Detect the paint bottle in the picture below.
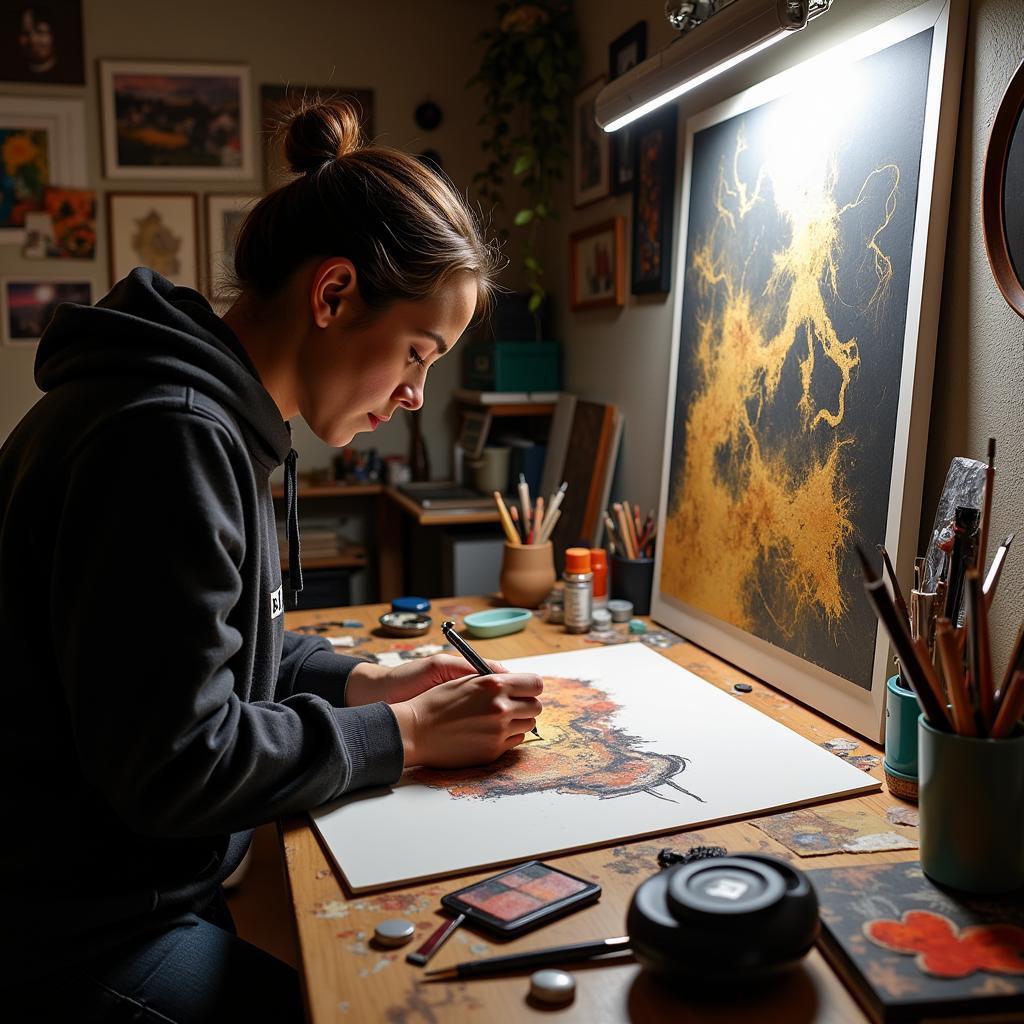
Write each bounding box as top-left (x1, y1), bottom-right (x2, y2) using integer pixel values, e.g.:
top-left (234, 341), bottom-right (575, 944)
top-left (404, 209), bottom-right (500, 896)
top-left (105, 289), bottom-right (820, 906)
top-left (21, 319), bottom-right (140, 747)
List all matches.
top-left (589, 548), bottom-right (608, 608)
top-left (563, 548), bottom-right (593, 634)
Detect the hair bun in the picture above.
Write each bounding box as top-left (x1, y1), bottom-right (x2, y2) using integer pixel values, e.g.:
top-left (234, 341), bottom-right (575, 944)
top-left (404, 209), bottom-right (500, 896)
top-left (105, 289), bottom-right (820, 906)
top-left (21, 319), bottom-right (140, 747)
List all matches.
top-left (284, 99), bottom-right (364, 175)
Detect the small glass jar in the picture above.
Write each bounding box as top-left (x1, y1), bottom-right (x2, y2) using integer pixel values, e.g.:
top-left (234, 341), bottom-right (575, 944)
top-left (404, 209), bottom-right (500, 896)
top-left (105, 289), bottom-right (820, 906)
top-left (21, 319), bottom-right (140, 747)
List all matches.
top-left (563, 548), bottom-right (593, 634)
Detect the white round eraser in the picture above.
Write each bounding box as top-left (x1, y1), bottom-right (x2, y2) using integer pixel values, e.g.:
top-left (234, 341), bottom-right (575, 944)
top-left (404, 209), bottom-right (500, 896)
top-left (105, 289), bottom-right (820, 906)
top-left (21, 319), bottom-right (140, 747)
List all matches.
top-left (374, 919), bottom-right (415, 947)
top-left (529, 968), bottom-right (576, 1004)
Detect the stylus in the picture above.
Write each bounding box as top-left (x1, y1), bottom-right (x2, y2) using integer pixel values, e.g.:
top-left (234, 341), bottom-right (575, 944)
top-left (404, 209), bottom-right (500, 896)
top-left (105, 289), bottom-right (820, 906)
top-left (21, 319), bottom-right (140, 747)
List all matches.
top-left (423, 935), bottom-right (631, 979)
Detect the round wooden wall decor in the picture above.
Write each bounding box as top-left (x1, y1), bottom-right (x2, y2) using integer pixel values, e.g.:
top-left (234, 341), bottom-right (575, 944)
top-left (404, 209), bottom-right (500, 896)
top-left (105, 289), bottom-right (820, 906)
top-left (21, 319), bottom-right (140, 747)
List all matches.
top-left (982, 54), bottom-right (1024, 319)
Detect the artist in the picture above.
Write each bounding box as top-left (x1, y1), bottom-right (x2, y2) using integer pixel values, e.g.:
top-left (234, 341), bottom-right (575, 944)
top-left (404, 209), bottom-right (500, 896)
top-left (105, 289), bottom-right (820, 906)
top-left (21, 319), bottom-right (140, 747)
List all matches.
top-left (0, 100), bottom-right (544, 1021)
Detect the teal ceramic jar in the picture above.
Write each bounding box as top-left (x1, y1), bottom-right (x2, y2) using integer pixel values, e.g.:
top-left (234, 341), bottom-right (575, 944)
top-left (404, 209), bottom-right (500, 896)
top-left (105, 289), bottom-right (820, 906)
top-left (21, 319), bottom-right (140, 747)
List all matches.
top-left (883, 675), bottom-right (920, 802)
top-left (918, 716), bottom-right (1024, 893)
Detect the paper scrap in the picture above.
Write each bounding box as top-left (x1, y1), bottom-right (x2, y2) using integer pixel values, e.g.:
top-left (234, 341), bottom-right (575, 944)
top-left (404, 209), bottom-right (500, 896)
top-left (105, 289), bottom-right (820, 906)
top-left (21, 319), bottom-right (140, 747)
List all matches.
top-left (751, 806), bottom-right (918, 857)
top-left (328, 636), bottom-right (357, 647)
top-left (886, 805), bottom-right (919, 827)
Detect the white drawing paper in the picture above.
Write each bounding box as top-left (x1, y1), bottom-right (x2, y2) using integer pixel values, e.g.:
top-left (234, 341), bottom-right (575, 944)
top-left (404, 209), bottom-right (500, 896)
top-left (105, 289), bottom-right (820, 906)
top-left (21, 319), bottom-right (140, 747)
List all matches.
top-left (312, 644), bottom-right (877, 892)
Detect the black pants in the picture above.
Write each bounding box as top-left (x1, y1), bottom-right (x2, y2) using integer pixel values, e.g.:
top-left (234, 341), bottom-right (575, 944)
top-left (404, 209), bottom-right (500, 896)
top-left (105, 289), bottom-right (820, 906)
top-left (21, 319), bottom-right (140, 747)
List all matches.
top-left (39, 891), bottom-right (304, 1023)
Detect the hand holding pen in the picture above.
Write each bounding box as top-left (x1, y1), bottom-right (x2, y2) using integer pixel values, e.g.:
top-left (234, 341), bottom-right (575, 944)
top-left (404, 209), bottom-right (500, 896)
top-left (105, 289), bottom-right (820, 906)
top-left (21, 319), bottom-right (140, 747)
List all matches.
top-left (443, 620), bottom-right (542, 738)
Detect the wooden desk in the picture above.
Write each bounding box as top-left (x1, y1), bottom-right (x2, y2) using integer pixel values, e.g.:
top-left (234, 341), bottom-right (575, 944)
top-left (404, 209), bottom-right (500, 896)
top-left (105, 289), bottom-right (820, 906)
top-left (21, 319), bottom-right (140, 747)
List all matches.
top-left (281, 597), bottom-right (909, 1023)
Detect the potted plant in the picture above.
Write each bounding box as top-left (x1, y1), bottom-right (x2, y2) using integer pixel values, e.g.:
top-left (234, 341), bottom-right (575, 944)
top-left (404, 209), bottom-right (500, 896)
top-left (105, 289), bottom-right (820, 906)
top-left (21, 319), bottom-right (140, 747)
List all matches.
top-left (469, 1), bottom-right (582, 329)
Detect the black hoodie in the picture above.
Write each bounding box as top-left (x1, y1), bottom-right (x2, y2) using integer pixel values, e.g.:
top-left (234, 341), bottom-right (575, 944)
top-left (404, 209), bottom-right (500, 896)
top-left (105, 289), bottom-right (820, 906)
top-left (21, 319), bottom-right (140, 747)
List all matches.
top-left (0, 269), bottom-right (403, 982)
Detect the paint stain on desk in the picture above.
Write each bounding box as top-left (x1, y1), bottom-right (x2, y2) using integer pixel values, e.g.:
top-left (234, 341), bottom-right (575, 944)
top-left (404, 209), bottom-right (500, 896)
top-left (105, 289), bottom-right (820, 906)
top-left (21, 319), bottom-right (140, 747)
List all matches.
top-left (314, 886), bottom-right (444, 921)
top-left (386, 981), bottom-right (483, 1024)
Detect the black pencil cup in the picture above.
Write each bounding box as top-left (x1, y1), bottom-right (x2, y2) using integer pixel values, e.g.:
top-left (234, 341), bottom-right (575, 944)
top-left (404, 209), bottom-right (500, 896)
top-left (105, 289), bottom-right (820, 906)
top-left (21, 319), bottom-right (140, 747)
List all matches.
top-left (611, 555), bottom-right (654, 616)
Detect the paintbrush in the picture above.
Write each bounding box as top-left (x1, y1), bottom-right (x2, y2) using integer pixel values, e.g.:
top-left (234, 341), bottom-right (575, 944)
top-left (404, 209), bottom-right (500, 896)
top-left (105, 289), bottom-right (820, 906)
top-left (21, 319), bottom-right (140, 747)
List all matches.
top-left (935, 618), bottom-right (975, 736)
top-left (983, 533), bottom-right (1014, 609)
top-left (877, 543), bottom-right (911, 626)
top-left (965, 570), bottom-right (994, 729)
top-left (857, 545), bottom-right (952, 730)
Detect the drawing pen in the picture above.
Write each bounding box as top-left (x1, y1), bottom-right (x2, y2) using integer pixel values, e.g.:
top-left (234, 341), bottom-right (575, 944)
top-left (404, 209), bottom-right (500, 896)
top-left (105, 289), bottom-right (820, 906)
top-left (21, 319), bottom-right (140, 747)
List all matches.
top-left (441, 620), bottom-right (540, 738)
top-left (406, 913), bottom-right (465, 967)
top-left (424, 935), bottom-right (631, 979)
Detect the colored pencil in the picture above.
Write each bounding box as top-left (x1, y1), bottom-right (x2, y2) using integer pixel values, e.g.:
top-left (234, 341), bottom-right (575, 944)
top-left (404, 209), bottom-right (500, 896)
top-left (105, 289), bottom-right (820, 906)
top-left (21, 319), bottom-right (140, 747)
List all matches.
top-left (613, 503), bottom-right (636, 559)
top-left (493, 491), bottom-right (520, 546)
top-left (877, 543), bottom-right (911, 627)
top-left (935, 618), bottom-right (975, 736)
top-left (990, 670), bottom-right (1024, 739)
top-left (965, 570), bottom-right (994, 729)
top-left (537, 508), bottom-right (561, 545)
top-left (518, 474), bottom-right (532, 537)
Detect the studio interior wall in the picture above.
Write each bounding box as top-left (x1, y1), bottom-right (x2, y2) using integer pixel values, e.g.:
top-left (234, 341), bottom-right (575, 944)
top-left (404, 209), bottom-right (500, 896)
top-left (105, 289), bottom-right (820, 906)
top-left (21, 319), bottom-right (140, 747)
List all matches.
top-left (545, 0), bottom-right (1023, 674)
top-left (0, 0), bottom-right (493, 479)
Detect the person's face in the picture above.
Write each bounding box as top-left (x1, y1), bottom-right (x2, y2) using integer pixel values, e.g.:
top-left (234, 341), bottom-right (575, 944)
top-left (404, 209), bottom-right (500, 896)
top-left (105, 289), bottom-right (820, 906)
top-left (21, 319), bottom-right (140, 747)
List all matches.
top-left (18, 9), bottom-right (54, 64)
top-left (298, 266), bottom-right (478, 447)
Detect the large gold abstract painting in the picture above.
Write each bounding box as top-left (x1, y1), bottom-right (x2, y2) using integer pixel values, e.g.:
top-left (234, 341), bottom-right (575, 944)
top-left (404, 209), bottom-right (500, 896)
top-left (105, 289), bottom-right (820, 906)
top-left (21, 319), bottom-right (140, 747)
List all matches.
top-left (655, 2), bottom-right (965, 736)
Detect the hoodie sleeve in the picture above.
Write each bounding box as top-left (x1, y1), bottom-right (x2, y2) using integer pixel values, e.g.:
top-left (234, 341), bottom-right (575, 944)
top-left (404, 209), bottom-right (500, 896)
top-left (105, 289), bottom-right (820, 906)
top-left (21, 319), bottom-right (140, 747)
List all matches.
top-left (51, 410), bottom-right (403, 838)
top-left (276, 630), bottom-right (366, 706)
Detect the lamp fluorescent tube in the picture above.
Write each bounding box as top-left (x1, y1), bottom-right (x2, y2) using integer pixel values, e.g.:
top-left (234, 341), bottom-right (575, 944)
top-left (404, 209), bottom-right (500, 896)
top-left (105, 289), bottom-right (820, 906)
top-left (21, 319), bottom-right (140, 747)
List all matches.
top-left (596, 0), bottom-right (809, 133)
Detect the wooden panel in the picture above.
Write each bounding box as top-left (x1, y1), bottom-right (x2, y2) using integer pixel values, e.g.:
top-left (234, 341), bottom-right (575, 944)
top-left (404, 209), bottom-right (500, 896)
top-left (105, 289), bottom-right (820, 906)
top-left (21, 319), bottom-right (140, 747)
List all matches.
top-left (281, 597), bottom-right (912, 1023)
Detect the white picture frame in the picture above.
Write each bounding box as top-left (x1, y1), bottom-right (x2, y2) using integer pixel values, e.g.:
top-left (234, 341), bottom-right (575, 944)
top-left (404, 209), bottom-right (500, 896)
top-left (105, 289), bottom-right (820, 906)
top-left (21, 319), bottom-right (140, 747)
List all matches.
top-left (2, 277), bottom-right (93, 345)
top-left (99, 60), bottom-right (254, 180)
top-left (0, 96), bottom-right (87, 244)
top-left (107, 192), bottom-right (199, 291)
top-left (651, 0), bottom-right (968, 741)
top-left (572, 76), bottom-right (610, 208)
top-left (205, 193), bottom-right (257, 307)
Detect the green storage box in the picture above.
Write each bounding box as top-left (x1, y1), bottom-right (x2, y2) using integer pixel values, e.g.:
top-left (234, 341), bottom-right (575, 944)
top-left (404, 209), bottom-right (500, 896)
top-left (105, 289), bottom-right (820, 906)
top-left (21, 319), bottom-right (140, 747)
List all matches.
top-left (463, 339), bottom-right (561, 392)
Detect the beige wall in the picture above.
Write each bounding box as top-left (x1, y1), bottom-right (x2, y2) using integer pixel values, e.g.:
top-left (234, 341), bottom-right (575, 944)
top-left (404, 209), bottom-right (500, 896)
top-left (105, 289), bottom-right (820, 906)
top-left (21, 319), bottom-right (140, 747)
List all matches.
top-left (543, 0), bottom-right (1023, 672)
top-left (0, 0), bottom-right (492, 477)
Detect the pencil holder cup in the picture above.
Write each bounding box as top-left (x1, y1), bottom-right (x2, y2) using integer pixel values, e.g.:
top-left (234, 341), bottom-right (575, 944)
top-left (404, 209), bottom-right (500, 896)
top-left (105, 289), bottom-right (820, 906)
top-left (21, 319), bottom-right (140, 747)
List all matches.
top-left (883, 675), bottom-right (919, 803)
top-left (499, 542), bottom-right (555, 609)
top-left (611, 555), bottom-right (654, 616)
top-left (918, 716), bottom-right (1024, 894)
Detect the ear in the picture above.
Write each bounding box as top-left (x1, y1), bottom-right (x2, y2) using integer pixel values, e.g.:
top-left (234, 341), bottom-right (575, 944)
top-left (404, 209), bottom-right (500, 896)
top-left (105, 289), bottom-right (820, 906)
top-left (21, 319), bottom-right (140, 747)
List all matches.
top-left (310, 258), bottom-right (359, 328)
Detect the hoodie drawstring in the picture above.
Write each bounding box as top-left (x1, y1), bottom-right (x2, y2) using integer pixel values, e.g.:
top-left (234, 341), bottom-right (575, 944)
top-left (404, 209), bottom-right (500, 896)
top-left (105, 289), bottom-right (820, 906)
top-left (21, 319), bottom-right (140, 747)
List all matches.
top-left (284, 449), bottom-right (303, 607)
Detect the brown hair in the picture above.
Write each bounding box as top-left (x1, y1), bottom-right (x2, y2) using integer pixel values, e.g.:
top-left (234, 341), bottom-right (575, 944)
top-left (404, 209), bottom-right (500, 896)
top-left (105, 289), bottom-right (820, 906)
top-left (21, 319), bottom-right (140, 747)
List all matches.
top-left (233, 99), bottom-right (502, 316)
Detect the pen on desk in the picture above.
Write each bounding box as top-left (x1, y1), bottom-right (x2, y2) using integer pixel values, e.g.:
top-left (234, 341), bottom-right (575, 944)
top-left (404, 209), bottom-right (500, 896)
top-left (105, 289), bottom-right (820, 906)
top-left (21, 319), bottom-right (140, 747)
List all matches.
top-left (424, 935), bottom-right (631, 979)
top-left (441, 620), bottom-right (541, 738)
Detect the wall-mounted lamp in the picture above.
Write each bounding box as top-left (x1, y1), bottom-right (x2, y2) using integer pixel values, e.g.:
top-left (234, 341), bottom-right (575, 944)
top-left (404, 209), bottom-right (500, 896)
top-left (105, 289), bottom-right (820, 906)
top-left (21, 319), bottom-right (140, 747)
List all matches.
top-left (595, 0), bottom-right (832, 133)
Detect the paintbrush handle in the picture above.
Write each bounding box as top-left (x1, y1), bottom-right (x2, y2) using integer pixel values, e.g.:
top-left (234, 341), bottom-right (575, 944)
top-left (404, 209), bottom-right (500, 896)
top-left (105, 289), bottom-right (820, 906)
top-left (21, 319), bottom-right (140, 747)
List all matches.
top-left (435, 936), bottom-right (632, 978)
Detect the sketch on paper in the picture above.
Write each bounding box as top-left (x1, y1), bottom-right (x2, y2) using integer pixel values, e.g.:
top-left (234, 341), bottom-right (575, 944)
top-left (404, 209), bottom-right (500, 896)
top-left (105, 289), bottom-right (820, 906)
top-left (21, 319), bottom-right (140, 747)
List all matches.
top-left (312, 645), bottom-right (876, 892)
top-left (411, 675), bottom-right (704, 804)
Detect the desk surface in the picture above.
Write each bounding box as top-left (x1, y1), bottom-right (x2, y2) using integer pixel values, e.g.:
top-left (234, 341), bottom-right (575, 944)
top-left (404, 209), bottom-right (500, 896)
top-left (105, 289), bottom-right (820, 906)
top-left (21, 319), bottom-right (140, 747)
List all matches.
top-left (282, 597), bottom-right (910, 1023)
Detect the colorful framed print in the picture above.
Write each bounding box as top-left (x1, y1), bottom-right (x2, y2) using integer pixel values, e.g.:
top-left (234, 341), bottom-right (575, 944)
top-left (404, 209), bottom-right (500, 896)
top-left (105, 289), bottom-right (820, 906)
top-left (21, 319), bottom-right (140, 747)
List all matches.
top-left (205, 193), bottom-right (256, 306)
top-left (652, 0), bottom-right (968, 740)
top-left (260, 84), bottom-right (374, 190)
top-left (107, 192), bottom-right (199, 290)
top-left (1, 277), bottom-right (92, 345)
top-left (43, 186), bottom-right (96, 258)
top-left (569, 216), bottom-right (625, 311)
top-left (0, 0), bottom-right (85, 84)
top-left (0, 96), bottom-right (86, 243)
top-left (608, 21), bottom-right (646, 195)
top-left (631, 106), bottom-right (677, 296)
top-left (572, 76), bottom-right (610, 208)
top-left (100, 60), bottom-right (254, 179)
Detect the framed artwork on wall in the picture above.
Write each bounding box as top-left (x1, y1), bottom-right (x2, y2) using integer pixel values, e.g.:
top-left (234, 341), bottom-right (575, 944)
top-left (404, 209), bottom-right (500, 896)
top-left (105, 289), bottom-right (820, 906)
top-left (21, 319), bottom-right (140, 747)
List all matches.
top-left (608, 21), bottom-right (646, 195)
top-left (0, 96), bottom-right (86, 243)
top-left (107, 192), bottom-right (199, 290)
top-left (569, 216), bottom-right (624, 311)
top-left (631, 105), bottom-right (677, 295)
top-left (100, 60), bottom-right (254, 179)
top-left (1, 277), bottom-right (92, 345)
top-left (0, 0), bottom-right (85, 84)
top-left (651, 0), bottom-right (968, 740)
top-left (572, 76), bottom-right (609, 208)
top-left (205, 193), bottom-right (256, 307)
top-left (260, 85), bottom-right (375, 190)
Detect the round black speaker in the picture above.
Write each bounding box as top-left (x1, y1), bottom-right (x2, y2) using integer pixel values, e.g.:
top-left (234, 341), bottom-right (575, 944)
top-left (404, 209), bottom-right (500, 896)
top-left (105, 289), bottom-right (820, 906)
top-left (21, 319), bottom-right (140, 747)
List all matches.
top-left (626, 854), bottom-right (819, 982)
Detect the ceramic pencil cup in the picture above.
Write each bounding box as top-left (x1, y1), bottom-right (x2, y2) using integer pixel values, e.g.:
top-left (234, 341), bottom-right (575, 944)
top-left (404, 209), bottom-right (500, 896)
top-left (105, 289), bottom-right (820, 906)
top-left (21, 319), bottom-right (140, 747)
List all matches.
top-left (918, 716), bottom-right (1024, 894)
top-left (610, 555), bottom-right (654, 616)
top-left (883, 675), bottom-right (920, 803)
top-left (499, 542), bottom-right (556, 609)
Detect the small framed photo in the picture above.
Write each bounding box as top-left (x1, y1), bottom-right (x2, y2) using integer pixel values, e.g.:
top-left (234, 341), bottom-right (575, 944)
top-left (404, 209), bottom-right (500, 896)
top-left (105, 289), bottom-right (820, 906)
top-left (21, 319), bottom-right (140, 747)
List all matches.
top-left (631, 106), bottom-right (677, 295)
top-left (608, 21), bottom-right (646, 195)
top-left (100, 60), bottom-right (254, 179)
top-left (260, 84), bottom-right (374, 190)
top-left (572, 76), bottom-right (610, 208)
top-left (0, 96), bottom-right (87, 243)
top-left (2, 277), bottom-right (92, 345)
top-left (107, 192), bottom-right (199, 290)
top-left (205, 193), bottom-right (256, 306)
top-left (0, 0), bottom-right (85, 84)
top-left (569, 216), bottom-right (625, 311)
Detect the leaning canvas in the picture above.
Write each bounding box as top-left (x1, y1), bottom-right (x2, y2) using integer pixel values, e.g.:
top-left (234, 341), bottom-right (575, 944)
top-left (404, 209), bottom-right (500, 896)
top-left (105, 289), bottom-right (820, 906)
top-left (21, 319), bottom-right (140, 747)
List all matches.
top-left (653, 0), bottom-right (967, 741)
top-left (312, 645), bottom-right (875, 893)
